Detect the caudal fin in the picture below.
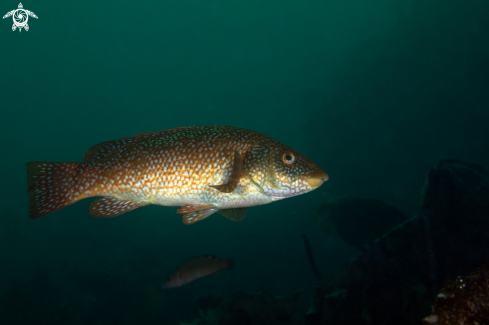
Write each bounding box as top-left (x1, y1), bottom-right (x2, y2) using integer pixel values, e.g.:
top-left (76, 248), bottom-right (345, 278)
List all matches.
top-left (26, 162), bottom-right (82, 219)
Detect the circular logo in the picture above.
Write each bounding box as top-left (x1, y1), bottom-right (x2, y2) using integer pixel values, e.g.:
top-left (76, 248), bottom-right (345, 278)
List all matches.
top-left (13, 9), bottom-right (28, 27)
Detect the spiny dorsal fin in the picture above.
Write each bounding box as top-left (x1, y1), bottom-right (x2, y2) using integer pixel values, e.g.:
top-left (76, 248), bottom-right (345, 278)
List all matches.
top-left (82, 126), bottom-right (200, 163)
top-left (182, 209), bottom-right (218, 225)
top-left (209, 151), bottom-right (243, 193)
top-left (89, 197), bottom-right (147, 218)
top-left (83, 136), bottom-right (152, 163)
top-left (218, 208), bottom-right (247, 221)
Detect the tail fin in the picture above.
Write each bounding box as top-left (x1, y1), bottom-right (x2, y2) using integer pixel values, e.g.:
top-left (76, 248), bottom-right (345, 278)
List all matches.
top-left (26, 162), bottom-right (82, 219)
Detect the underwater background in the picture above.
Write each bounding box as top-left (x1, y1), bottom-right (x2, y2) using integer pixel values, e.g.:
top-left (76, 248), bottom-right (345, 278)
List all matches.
top-left (1, 0), bottom-right (489, 324)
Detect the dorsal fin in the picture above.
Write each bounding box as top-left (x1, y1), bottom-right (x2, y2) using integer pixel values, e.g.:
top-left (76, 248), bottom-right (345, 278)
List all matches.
top-left (83, 138), bottom-right (137, 163)
top-left (82, 126), bottom-right (198, 163)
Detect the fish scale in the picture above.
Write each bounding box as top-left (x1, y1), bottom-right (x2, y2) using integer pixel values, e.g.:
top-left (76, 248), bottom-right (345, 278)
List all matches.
top-left (27, 125), bottom-right (328, 224)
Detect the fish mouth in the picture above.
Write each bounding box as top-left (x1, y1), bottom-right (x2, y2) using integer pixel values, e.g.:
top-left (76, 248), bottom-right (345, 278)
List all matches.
top-left (304, 171), bottom-right (329, 188)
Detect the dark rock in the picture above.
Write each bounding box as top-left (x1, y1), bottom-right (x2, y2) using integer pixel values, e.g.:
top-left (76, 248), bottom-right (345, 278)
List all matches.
top-left (422, 263), bottom-right (489, 324)
top-left (316, 159), bottom-right (489, 324)
top-left (185, 291), bottom-right (300, 325)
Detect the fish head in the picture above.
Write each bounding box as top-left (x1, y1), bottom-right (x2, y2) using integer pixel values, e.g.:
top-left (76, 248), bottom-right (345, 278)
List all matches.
top-left (246, 144), bottom-right (328, 198)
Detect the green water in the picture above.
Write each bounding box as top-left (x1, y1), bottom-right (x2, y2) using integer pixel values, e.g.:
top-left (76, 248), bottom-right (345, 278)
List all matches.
top-left (1, 0), bottom-right (488, 324)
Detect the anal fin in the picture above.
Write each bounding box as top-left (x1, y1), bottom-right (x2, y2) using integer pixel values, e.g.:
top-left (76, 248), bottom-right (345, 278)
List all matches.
top-left (89, 197), bottom-right (147, 218)
top-left (218, 208), bottom-right (247, 221)
top-left (182, 209), bottom-right (218, 225)
top-left (177, 204), bottom-right (216, 214)
top-left (210, 151), bottom-right (243, 193)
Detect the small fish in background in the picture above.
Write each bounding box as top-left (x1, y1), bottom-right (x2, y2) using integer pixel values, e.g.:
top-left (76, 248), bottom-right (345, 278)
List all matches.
top-left (162, 255), bottom-right (235, 289)
top-left (26, 126), bottom-right (328, 224)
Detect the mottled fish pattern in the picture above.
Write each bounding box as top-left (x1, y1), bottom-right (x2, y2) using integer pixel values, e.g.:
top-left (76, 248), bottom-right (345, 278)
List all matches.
top-left (27, 126), bottom-right (328, 224)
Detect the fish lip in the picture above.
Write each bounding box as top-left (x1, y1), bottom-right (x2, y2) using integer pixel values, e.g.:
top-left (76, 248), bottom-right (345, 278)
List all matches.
top-left (303, 171), bottom-right (329, 188)
top-left (304, 177), bottom-right (326, 188)
top-left (308, 171), bottom-right (328, 181)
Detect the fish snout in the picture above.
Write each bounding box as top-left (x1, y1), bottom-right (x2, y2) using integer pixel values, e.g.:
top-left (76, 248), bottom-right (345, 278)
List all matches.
top-left (304, 171), bottom-right (329, 188)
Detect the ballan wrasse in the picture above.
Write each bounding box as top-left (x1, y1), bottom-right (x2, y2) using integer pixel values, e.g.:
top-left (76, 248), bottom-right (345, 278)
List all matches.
top-left (27, 126), bottom-right (328, 224)
top-left (162, 255), bottom-right (235, 289)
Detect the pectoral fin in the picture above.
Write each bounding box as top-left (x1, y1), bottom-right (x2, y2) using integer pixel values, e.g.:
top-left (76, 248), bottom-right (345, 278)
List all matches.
top-left (89, 197), bottom-right (147, 218)
top-left (182, 208), bottom-right (218, 225)
top-left (218, 208), bottom-right (247, 221)
top-left (210, 151), bottom-right (242, 193)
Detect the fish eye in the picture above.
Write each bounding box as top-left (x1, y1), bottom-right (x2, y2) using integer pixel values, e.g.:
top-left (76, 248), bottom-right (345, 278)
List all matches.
top-left (282, 152), bottom-right (295, 165)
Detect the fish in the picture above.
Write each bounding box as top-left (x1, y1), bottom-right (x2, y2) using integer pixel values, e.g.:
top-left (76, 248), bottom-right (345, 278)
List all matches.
top-left (162, 255), bottom-right (235, 289)
top-left (27, 125), bottom-right (328, 224)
